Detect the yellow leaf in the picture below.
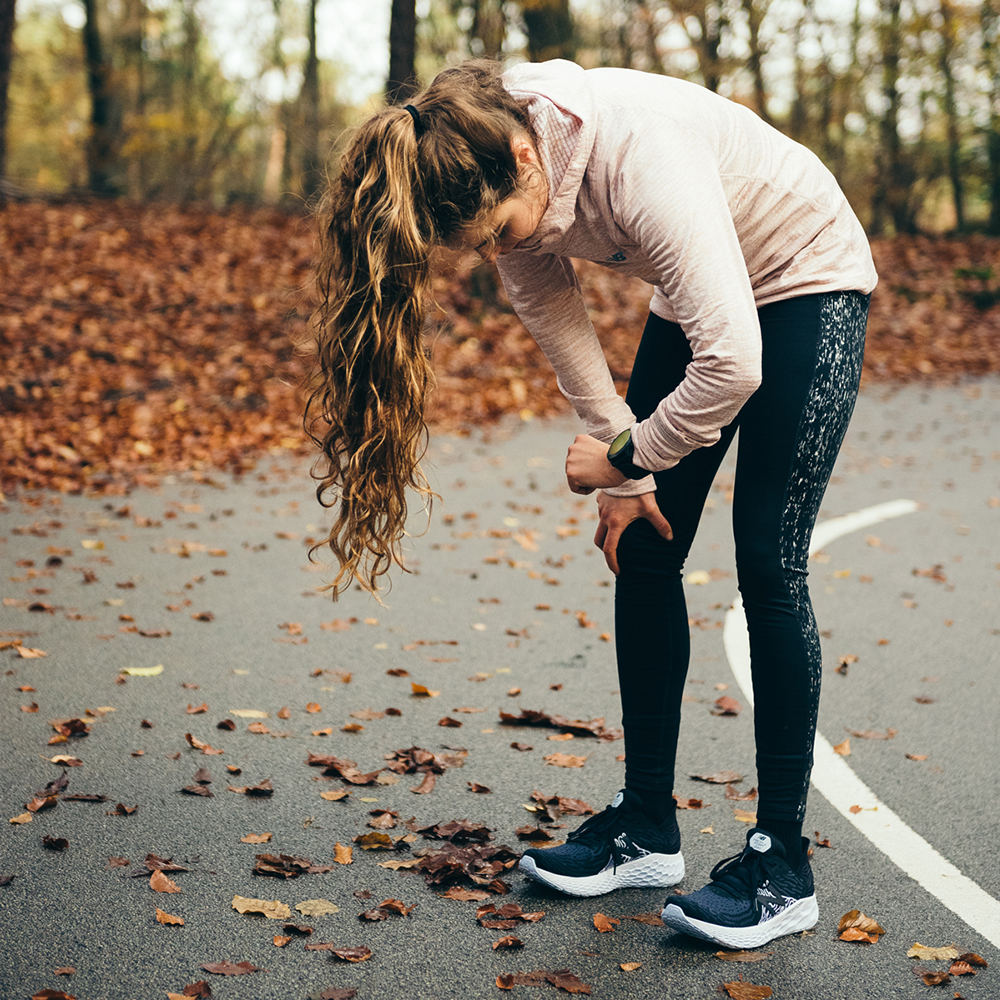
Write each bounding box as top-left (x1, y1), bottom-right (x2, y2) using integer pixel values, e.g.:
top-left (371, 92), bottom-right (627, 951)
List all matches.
top-left (833, 738), bottom-right (851, 756)
top-left (733, 809), bottom-right (758, 824)
top-left (620, 962), bottom-right (642, 971)
top-left (411, 683), bottom-right (440, 697)
top-left (229, 709), bottom-right (269, 718)
top-left (9, 813), bottom-right (32, 824)
top-left (294, 898), bottom-right (339, 916)
top-left (81, 539), bottom-right (104, 550)
top-left (685, 570), bottom-right (710, 585)
top-left (334, 843), bottom-right (353, 865)
top-left (240, 832), bottom-right (272, 844)
top-left (320, 789), bottom-right (350, 802)
top-left (16, 647), bottom-right (47, 658)
top-left (231, 895), bottom-right (291, 919)
top-left (907, 942), bottom-right (960, 961)
top-left (121, 664), bottom-right (163, 677)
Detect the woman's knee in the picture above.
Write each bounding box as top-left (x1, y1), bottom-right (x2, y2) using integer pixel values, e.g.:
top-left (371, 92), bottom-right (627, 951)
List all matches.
top-left (616, 516), bottom-right (686, 584)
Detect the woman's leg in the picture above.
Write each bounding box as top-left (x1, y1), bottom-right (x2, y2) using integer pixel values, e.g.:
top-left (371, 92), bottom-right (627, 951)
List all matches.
top-left (662, 290), bottom-right (869, 949)
top-left (616, 313), bottom-right (738, 823)
top-left (732, 291), bottom-right (869, 863)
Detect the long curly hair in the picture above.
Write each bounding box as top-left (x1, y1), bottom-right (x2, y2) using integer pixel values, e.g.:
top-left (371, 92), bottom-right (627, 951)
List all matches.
top-left (306, 60), bottom-right (539, 598)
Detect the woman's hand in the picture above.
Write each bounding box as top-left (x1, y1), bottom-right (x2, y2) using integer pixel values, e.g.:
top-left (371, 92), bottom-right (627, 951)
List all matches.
top-left (565, 434), bottom-right (627, 495)
top-left (594, 492), bottom-right (673, 575)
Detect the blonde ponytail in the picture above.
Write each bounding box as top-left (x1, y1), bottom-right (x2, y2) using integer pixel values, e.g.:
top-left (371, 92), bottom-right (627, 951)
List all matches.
top-left (306, 61), bottom-right (538, 598)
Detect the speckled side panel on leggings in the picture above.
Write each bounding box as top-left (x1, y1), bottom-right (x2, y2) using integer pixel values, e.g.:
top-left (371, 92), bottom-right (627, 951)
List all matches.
top-left (780, 290), bottom-right (870, 820)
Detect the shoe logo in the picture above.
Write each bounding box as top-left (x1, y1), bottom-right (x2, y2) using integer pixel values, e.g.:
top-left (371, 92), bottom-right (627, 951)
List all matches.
top-left (613, 834), bottom-right (630, 849)
top-left (749, 832), bottom-right (771, 853)
top-left (756, 880), bottom-right (794, 919)
top-left (611, 791), bottom-right (625, 809)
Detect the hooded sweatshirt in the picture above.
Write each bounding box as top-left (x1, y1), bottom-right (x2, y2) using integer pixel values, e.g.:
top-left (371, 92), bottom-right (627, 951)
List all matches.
top-left (495, 61), bottom-right (878, 497)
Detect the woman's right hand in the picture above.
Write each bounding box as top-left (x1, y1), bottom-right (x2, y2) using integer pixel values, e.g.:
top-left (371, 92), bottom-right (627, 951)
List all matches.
top-left (594, 492), bottom-right (673, 576)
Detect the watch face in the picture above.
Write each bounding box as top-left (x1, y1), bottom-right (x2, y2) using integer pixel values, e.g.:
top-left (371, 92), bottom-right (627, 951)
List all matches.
top-left (609, 428), bottom-right (631, 458)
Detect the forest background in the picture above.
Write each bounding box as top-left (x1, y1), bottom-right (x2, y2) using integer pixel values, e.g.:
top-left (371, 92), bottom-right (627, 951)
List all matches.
top-left (1, 0), bottom-right (999, 495)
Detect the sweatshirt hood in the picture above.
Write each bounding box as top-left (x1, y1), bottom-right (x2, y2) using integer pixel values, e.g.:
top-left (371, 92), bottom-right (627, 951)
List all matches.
top-left (501, 60), bottom-right (597, 249)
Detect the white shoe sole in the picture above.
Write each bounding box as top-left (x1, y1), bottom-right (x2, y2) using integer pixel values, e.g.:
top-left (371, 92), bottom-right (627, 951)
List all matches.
top-left (661, 894), bottom-right (819, 949)
top-left (519, 851), bottom-right (685, 898)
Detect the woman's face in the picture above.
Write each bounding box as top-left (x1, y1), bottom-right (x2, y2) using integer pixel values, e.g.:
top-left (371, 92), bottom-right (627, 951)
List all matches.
top-left (455, 134), bottom-right (547, 263)
top-left (473, 189), bottom-right (547, 262)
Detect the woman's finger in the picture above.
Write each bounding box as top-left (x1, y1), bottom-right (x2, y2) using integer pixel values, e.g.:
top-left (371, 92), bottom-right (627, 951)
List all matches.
top-left (602, 521), bottom-right (623, 575)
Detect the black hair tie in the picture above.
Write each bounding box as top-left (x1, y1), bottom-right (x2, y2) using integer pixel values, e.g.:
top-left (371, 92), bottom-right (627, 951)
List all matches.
top-left (403, 104), bottom-right (424, 137)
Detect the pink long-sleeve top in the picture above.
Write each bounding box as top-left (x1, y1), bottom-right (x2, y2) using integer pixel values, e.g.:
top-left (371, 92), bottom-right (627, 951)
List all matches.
top-left (495, 60), bottom-right (878, 496)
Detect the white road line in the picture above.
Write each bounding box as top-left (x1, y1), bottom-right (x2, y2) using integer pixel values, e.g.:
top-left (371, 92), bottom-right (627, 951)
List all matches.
top-left (723, 499), bottom-right (1000, 950)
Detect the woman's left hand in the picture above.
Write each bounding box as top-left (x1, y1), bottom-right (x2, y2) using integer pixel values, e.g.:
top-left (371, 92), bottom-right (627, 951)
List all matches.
top-left (565, 434), bottom-right (628, 495)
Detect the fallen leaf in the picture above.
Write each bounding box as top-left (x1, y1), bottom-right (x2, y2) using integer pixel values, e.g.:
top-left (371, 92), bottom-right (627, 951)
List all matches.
top-left (438, 886), bottom-right (492, 901)
top-left (493, 935), bottom-right (524, 949)
top-left (721, 981), bottom-right (773, 999)
top-left (295, 898), bottom-right (340, 916)
top-left (273, 935), bottom-right (291, 947)
top-left (151, 870), bottom-right (182, 893)
top-left (42, 836), bottom-right (69, 851)
top-left (334, 843), bottom-right (353, 865)
top-left (320, 789), bottom-right (350, 802)
top-left (593, 912), bottom-right (620, 933)
top-left (9, 813), bottom-right (32, 824)
top-left (232, 895), bottom-right (291, 919)
top-left (839, 910), bottom-right (885, 938)
top-left (833, 738), bottom-right (851, 756)
top-left (711, 696), bottom-right (741, 716)
top-left (715, 950), bottom-right (774, 962)
top-left (200, 961), bottom-right (260, 975)
top-left (120, 664), bottom-right (164, 676)
top-left (229, 709), bottom-right (269, 719)
top-left (907, 943), bottom-right (960, 960)
top-left (912, 968), bottom-right (951, 985)
top-left (411, 683), bottom-right (440, 698)
top-left (156, 908), bottom-right (185, 925)
top-left (317, 989), bottom-right (357, 1000)
top-left (241, 833), bottom-right (272, 844)
top-left (543, 753), bottom-right (587, 768)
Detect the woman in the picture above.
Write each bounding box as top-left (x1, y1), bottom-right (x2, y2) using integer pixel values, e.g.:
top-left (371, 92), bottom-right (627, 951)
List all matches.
top-left (308, 58), bottom-right (876, 950)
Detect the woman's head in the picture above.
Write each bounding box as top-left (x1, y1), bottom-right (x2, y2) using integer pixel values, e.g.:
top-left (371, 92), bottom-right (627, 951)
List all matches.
top-left (307, 60), bottom-right (544, 598)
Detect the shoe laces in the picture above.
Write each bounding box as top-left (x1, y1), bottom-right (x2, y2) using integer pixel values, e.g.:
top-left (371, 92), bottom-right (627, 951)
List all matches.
top-left (708, 847), bottom-right (777, 904)
top-left (566, 804), bottom-right (630, 872)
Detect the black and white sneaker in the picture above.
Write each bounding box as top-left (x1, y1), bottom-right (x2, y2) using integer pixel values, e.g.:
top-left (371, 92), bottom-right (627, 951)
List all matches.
top-left (518, 788), bottom-right (684, 897)
top-left (661, 828), bottom-right (817, 949)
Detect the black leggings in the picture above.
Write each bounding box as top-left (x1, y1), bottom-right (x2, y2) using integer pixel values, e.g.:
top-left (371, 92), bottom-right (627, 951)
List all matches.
top-left (615, 291), bottom-right (869, 836)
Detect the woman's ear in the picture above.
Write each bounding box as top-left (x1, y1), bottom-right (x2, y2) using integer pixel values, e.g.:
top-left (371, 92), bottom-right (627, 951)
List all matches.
top-left (511, 134), bottom-right (539, 169)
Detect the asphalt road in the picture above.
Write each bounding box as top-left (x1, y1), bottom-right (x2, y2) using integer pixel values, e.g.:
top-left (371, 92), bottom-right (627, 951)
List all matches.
top-left (1, 379), bottom-right (998, 1000)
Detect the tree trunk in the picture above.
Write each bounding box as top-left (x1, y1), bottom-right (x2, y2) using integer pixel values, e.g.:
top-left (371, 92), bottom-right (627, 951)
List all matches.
top-left (938, 0), bottom-right (964, 231)
top-left (471, 0), bottom-right (506, 60)
top-left (386, 0), bottom-right (417, 103)
top-left (521, 0), bottom-right (575, 63)
top-left (740, 0), bottom-right (771, 122)
top-left (982, 0), bottom-right (1000, 233)
top-left (82, 0), bottom-right (118, 195)
top-left (0, 0), bottom-right (15, 204)
top-left (122, 0), bottom-right (147, 199)
top-left (871, 0), bottom-right (908, 235)
top-left (300, 0), bottom-right (321, 199)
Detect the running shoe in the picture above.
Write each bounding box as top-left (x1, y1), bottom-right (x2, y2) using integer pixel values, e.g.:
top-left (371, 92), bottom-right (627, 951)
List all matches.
top-left (661, 827), bottom-right (817, 948)
top-left (518, 788), bottom-right (684, 897)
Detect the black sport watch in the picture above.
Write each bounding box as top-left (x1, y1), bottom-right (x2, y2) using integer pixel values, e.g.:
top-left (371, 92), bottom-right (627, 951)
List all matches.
top-left (607, 427), bottom-right (650, 480)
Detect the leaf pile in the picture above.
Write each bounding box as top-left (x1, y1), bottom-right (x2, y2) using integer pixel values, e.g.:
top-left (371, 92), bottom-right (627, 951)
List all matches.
top-left (6, 204), bottom-right (994, 496)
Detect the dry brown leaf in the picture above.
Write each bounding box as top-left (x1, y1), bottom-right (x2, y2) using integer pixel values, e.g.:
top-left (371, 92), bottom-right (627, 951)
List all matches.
top-left (334, 843), bottom-right (353, 865)
top-left (619, 962), bottom-right (641, 971)
top-left (593, 912), bottom-right (620, 933)
top-left (241, 832), bottom-right (272, 844)
top-left (721, 981), bottom-right (773, 999)
top-left (155, 908), bottom-right (184, 925)
top-left (715, 950), bottom-right (774, 963)
top-left (543, 753), bottom-right (587, 768)
top-left (150, 870), bottom-right (182, 893)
